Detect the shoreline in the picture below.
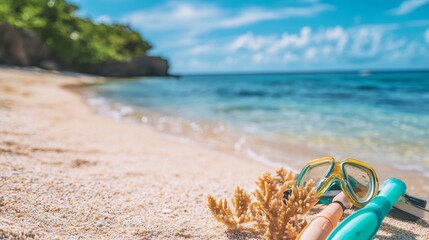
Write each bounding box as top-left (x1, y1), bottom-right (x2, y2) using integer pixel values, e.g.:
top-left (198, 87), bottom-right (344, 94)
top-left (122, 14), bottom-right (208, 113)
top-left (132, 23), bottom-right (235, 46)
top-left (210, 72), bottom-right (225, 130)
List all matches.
top-left (72, 81), bottom-right (326, 170)
top-left (80, 76), bottom-right (429, 200)
top-left (0, 67), bottom-right (428, 239)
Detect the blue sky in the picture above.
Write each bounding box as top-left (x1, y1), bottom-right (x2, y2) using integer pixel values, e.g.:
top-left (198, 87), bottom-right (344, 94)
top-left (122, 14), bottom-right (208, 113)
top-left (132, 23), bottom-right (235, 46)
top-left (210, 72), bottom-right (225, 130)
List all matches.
top-left (70, 0), bottom-right (429, 73)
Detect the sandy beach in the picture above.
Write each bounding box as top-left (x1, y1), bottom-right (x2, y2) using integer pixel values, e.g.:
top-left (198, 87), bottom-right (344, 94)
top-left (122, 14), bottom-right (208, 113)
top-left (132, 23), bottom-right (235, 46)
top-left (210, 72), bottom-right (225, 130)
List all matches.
top-left (0, 67), bottom-right (428, 239)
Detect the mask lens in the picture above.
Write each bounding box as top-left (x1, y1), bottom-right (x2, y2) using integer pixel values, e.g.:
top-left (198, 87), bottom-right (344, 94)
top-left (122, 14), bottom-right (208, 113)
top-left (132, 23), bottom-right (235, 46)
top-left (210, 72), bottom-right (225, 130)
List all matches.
top-left (299, 162), bottom-right (332, 190)
top-left (343, 164), bottom-right (373, 201)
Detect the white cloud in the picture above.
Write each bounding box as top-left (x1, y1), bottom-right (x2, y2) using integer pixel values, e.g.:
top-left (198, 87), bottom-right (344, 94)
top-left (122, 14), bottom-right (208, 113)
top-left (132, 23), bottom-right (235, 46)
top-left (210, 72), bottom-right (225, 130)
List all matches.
top-left (229, 27), bottom-right (312, 53)
top-left (228, 32), bottom-right (276, 52)
top-left (122, 2), bottom-right (333, 36)
top-left (95, 15), bottom-right (112, 24)
top-left (317, 26), bottom-right (348, 53)
top-left (267, 27), bottom-right (311, 53)
top-left (350, 27), bottom-right (383, 58)
top-left (165, 17), bottom-right (429, 72)
top-left (389, 0), bottom-right (429, 15)
top-left (222, 21), bottom-right (429, 67)
top-left (222, 22), bottom-right (429, 67)
top-left (425, 28), bottom-right (429, 43)
top-left (175, 24), bottom-right (429, 72)
top-left (228, 26), bottom-right (349, 59)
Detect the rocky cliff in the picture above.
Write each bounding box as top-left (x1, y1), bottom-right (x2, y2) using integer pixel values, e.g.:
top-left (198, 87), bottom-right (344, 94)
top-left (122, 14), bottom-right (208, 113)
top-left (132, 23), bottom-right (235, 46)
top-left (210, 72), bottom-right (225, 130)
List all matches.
top-left (0, 23), bottom-right (48, 67)
top-left (87, 55), bottom-right (169, 77)
top-left (0, 23), bottom-right (169, 77)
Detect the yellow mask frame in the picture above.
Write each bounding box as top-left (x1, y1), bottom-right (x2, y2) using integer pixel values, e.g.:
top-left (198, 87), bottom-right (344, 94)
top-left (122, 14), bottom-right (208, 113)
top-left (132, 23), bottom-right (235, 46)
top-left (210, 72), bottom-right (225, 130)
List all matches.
top-left (296, 157), bottom-right (379, 208)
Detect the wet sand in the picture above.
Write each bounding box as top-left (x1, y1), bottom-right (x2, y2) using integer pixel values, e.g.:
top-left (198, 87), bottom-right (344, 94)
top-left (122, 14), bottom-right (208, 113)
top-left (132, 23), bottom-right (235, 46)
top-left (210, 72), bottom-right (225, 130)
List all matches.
top-left (0, 67), bottom-right (427, 239)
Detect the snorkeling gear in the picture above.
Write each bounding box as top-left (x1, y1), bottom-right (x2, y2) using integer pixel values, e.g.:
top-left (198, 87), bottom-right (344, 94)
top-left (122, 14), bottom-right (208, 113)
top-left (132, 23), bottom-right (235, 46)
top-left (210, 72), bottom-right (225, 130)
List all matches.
top-left (327, 178), bottom-right (406, 240)
top-left (296, 157), bottom-right (379, 208)
top-left (292, 157), bottom-right (428, 221)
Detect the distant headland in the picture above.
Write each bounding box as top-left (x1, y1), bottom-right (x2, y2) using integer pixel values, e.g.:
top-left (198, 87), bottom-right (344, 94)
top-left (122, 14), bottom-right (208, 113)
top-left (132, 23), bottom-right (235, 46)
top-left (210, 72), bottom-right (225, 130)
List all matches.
top-left (0, 0), bottom-right (169, 77)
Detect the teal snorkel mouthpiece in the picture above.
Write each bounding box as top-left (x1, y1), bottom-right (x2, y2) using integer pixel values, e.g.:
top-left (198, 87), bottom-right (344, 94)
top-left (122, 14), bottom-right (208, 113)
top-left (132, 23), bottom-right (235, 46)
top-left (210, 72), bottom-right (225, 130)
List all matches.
top-left (327, 178), bottom-right (406, 240)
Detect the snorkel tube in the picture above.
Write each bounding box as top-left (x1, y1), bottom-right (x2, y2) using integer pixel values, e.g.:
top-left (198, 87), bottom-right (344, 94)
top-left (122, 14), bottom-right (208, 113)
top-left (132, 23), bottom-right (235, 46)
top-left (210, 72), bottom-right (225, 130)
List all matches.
top-left (327, 178), bottom-right (406, 240)
top-left (297, 192), bottom-right (352, 240)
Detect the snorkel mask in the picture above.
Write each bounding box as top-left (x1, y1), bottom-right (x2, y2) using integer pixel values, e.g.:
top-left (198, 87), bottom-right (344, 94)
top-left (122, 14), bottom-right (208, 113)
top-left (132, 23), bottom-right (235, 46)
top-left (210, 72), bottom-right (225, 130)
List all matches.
top-left (296, 157), bottom-right (379, 208)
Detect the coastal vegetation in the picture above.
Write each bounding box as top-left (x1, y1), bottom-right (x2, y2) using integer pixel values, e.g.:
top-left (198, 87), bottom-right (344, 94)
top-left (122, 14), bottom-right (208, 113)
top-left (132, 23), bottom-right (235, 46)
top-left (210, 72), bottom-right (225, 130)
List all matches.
top-left (0, 0), bottom-right (154, 69)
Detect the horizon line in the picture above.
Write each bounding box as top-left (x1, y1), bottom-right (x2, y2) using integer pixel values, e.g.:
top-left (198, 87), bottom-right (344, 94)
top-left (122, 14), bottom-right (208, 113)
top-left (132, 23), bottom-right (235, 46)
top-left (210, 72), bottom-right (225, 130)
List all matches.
top-left (177, 68), bottom-right (429, 77)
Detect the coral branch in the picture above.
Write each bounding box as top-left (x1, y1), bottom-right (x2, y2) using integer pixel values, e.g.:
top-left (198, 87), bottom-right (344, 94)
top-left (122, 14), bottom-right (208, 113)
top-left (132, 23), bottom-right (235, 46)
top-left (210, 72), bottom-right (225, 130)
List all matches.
top-left (207, 187), bottom-right (253, 229)
top-left (231, 187), bottom-right (253, 224)
top-left (207, 195), bottom-right (237, 228)
top-left (275, 167), bottom-right (296, 185)
top-left (207, 168), bottom-right (317, 239)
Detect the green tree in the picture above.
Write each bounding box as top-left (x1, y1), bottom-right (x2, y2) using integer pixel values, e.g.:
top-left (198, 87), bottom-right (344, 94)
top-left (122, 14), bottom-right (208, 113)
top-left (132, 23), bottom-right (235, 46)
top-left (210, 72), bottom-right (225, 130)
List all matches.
top-left (0, 0), bottom-right (152, 66)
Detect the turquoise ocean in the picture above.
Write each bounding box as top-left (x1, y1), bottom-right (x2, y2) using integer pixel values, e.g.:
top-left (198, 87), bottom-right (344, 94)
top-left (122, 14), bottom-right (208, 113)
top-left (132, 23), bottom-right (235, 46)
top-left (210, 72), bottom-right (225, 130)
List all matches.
top-left (85, 71), bottom-right (429, 198)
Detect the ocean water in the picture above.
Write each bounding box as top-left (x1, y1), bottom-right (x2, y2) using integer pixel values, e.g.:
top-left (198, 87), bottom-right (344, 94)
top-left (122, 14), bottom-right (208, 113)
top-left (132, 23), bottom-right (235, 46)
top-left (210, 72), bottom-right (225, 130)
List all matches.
top-left (86, 71), bottom-right (429, 196)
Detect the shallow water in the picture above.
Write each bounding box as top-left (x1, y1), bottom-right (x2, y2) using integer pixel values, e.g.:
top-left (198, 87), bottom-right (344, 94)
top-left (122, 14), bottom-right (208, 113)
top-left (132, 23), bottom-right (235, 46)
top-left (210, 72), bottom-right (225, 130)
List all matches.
top-left (86, 71), bottom-right (429, 198)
